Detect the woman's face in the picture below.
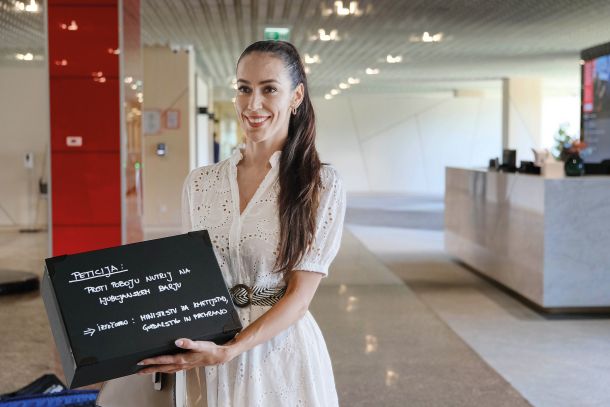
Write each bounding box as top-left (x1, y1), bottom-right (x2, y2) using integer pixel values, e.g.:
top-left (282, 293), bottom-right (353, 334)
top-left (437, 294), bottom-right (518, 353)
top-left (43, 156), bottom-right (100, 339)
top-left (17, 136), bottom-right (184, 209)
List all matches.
top-left (234, 52), bottom-right (303, 145)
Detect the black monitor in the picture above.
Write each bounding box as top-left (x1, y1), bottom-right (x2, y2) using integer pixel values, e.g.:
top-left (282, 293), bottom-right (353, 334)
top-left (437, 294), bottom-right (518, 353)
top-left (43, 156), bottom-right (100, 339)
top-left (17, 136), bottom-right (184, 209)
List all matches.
top-left (581, 42), bottom-right (610, 163)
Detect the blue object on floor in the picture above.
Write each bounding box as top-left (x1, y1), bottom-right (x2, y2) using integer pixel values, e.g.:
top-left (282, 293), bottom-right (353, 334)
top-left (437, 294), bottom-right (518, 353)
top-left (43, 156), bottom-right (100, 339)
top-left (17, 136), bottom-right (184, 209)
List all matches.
top-left (0, 390), bottom-right (98, 407)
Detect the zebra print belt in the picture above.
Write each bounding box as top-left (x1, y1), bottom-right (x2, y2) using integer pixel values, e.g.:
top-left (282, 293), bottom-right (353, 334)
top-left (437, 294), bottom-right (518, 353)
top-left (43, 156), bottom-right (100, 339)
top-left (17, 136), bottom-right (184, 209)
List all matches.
top-left (229, 284), bottom-right (286, 308)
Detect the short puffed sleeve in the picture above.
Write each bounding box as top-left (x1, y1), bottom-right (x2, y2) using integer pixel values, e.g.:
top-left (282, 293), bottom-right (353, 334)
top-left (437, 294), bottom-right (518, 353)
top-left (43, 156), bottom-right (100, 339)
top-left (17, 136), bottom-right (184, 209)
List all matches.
top-left (294, 166), bottom-right (346, 277)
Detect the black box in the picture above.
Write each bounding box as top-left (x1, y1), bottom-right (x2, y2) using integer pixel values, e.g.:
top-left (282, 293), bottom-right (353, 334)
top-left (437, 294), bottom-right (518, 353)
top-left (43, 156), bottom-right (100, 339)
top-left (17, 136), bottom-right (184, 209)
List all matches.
top-left (41, 230), bottom-right (242, 389)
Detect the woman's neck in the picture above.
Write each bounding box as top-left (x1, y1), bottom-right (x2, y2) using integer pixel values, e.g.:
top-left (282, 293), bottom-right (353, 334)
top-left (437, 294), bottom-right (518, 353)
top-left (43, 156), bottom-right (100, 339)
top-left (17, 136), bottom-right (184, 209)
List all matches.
top-left (240, 137), bottom-right (285, 169)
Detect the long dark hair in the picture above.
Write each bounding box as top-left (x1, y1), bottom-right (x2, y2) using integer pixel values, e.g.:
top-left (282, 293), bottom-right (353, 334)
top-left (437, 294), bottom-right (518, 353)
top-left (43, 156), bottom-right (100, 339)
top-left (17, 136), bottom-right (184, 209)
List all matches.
top-left (237, 41), bottom-right (322, 281)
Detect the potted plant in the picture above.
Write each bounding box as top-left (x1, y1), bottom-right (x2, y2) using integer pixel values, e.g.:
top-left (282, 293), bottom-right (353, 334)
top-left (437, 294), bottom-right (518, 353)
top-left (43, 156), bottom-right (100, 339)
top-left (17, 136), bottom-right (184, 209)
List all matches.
top-left (552, 124), bottom-right (588, 176)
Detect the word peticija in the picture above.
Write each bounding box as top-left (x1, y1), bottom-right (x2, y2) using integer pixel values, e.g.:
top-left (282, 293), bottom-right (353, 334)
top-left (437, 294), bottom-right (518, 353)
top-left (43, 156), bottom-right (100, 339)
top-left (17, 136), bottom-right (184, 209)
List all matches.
top-left (69, 264), bottom-right (127, 283)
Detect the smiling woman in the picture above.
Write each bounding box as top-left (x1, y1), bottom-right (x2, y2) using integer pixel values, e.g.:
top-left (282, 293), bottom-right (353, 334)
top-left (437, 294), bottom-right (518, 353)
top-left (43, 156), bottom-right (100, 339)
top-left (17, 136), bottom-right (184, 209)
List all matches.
top-left (136, 41), bottom-right (346, 406)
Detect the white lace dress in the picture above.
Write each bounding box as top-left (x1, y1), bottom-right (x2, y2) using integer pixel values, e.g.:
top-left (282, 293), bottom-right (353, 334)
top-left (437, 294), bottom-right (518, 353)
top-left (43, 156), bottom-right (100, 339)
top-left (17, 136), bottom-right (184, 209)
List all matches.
top-left (179, 147), bottom-right (345, 407)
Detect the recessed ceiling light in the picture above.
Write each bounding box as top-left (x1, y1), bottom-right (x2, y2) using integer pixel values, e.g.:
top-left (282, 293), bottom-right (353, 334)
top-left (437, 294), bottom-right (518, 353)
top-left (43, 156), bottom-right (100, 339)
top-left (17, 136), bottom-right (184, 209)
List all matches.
top-left (349, 1), bottom-right (362, 15)
top-left (339, 82), bottom-right (349, 89)
top-left (423, 31), bottom-right (443, 42)
top-left (365, 68), bottom-right (380, 75)
top-left (311, 29), bottom-right (340, 42)
top-left (409, 31), bottom-right (444, 43)
top-left (347, 77), bottom-right (360, 84)
top-left (14, 0), bottom-right (39, 13)
top-left (386, 55), bottom-right (402, 63)
top-left (324, 94), bottom-right (333, 100)
top-left (304, 54), bottom-right (321, 64)
top-left (330, 89), bottom-right (340, 96)
top-left (304, 66), bottom-right (311, 74)
top-left (330, 1), bottom-right (363, 16)
top-left (60, 20), bottom-right (78, 31)
top-left (15, 53), bottom-right (34, 61)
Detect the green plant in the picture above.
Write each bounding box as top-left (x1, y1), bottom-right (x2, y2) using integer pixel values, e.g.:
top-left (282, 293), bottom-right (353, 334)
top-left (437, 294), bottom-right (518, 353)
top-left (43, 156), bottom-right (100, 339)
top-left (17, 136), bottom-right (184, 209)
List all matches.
top-left (551, 124), bottom-right (586, 161)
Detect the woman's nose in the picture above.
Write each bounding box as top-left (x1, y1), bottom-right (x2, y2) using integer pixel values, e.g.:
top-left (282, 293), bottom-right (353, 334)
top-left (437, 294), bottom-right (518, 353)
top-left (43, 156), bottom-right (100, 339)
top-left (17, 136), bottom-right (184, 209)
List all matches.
top-left (247, 91), bottom-right (262, 110)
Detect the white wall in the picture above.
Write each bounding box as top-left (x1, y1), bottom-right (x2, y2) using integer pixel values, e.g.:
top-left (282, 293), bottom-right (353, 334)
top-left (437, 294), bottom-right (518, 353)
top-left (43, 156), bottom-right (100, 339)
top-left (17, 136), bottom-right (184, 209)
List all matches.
top-left (142, 47), bottom-right (193, 232)
top-left (313, 92), bottom-right (502, 195)
top-left (0, 66), bottom-right (49, 228)
top-left (541, 95), bottom-right (580, 150)
top-left (196, 75), bottom-right (212, 167)
top-left (502, 78), bottom-right (543, 162)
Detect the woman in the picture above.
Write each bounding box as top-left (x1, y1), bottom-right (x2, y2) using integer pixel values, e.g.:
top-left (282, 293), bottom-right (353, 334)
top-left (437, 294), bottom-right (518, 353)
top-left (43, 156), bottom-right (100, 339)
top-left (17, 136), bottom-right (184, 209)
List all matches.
top-left (137, 40), bottom-right (346, 406)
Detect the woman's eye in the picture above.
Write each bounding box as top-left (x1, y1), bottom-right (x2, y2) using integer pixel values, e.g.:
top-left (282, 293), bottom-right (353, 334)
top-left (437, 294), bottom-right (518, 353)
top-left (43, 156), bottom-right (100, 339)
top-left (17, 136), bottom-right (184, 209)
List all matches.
top-left (264, 86), bottom-right (277, 94)
top-left (237, 86), bottom-right (251, 93)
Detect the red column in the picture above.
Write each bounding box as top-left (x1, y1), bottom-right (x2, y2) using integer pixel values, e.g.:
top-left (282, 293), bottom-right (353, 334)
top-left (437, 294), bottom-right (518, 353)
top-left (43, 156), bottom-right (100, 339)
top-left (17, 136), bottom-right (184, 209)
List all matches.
top-left (47, 0), bottom-right (142, 255)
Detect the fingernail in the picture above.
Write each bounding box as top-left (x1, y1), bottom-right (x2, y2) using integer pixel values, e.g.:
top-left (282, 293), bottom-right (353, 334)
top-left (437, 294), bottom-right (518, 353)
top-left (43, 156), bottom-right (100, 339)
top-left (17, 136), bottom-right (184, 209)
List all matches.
top-left (137, 362), bottom-right (144, 365)
top-left (175, 339), bottom-right (183, 346)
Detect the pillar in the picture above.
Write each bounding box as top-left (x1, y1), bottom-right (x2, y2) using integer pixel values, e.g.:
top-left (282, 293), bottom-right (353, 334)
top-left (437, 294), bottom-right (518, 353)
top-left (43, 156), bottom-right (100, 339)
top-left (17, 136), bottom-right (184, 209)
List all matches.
top-left (47, 0), bottom-right (142, 255)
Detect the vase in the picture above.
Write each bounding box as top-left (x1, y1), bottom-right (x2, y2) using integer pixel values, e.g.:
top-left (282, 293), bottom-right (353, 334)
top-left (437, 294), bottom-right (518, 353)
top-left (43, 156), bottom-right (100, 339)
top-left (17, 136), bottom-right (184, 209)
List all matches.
top-left (564, 153), bottom-right (585, 176)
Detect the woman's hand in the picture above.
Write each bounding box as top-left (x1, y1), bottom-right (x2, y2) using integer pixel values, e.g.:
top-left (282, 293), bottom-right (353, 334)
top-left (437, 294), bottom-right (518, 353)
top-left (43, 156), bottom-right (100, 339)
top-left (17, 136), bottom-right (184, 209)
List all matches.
top-left (136, 338), bottom-right (238, 374)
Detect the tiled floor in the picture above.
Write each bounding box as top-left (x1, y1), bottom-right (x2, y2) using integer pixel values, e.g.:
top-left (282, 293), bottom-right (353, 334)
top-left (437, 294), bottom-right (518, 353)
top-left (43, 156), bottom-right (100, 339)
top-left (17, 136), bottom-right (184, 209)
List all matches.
top-left (346, 194), bottom-right (610, 407)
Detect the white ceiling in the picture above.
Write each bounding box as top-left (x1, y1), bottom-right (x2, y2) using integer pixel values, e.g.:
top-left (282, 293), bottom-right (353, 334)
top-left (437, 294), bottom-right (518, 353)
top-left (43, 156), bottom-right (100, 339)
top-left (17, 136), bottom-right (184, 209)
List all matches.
top-left (2, 0), bottom-right (610, 99)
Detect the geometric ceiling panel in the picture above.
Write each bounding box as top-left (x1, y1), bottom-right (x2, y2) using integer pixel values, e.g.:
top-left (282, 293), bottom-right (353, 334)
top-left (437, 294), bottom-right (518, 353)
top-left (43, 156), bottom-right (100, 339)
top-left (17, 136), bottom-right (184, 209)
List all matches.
top-left (141, 0), bottom-right (610, 98)
top-left (3, 0), bottom-right (610, 99)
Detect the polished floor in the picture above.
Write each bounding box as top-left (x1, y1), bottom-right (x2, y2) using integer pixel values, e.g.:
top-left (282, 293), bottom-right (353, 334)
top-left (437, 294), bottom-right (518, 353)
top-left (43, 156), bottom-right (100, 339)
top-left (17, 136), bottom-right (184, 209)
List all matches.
top-left (1, 194), bottom-right (606, 405)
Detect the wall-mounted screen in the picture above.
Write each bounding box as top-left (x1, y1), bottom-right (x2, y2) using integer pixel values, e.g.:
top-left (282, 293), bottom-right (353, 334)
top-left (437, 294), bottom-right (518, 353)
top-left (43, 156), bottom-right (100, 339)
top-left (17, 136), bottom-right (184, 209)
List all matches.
top-left (582, 42), bottom-right (610, 163)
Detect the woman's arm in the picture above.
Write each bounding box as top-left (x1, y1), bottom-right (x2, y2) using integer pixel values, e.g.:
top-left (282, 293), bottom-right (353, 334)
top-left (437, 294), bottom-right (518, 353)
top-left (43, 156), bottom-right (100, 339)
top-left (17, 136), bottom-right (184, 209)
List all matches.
top-left (136, 270), bottom-right (322, 373)
top-left (228, 270), bottom-right (323, 357)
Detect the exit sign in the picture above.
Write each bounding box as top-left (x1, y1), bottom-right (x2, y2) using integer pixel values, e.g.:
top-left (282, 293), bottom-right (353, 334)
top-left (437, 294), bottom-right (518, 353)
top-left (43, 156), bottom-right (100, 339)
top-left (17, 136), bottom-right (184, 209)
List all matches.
top-left (264, 27), bottom-right (290, 41)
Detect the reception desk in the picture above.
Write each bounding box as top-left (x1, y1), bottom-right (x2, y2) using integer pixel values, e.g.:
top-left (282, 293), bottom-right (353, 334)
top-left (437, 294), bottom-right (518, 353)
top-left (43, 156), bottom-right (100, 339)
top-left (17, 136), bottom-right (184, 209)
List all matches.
top-left (445, 167), bottom-right (610, 311)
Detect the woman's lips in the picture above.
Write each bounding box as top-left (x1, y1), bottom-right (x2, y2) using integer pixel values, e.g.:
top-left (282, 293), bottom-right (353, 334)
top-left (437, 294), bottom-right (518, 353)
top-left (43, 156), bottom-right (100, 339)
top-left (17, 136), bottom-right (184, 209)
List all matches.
top-left (244, 115), bottom-right (270, 128)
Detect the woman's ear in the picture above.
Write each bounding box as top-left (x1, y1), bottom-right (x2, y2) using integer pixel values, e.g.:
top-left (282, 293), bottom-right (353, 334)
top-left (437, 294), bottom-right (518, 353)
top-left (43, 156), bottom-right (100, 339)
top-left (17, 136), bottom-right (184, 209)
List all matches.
top-left (292, 83), bottom-right (305, 109)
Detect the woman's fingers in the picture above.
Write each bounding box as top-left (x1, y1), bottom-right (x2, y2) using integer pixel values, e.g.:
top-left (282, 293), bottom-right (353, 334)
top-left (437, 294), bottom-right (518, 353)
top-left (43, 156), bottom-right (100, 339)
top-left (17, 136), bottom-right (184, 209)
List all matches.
top-left (137, 364), bottom-right (184, 375)
top-left (137, 339), bottom-right (221, 370)
top-left (138, 354), bottom-right (182, 366)
top-left (175, 338), bottom-right (214, 352)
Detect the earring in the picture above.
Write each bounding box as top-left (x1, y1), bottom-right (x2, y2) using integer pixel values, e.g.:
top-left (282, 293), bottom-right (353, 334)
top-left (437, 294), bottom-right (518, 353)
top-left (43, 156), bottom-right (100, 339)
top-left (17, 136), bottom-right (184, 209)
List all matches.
top-left (291, 106), bottom-right (297, 115)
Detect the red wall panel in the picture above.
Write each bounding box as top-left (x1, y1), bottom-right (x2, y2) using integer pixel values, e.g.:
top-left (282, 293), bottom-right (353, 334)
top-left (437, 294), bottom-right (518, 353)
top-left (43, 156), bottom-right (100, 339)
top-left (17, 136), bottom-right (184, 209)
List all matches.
top-left (49, 1), bottom-right (122, 256)
top-left (51, 152), bottom-right (121, 225)
top-left (50, 78), bottom-right (120, 152)
top-left (48, 5), bottom-right (119, 78)
top-left (53, 226), bottom-right (121, 255)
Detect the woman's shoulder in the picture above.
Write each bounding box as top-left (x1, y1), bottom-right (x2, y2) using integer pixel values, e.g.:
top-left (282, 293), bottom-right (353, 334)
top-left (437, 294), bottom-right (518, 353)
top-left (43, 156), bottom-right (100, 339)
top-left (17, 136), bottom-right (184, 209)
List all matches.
top-left (319, 164), bottom-right (343, 190)
top-left (184, 158), bottom-right (231, 186)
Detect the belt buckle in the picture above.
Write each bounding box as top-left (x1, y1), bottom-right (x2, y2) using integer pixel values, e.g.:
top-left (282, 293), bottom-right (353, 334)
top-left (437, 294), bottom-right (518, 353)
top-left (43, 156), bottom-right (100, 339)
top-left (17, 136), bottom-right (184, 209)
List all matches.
top-left (231, 283), bottom-right (253, 308)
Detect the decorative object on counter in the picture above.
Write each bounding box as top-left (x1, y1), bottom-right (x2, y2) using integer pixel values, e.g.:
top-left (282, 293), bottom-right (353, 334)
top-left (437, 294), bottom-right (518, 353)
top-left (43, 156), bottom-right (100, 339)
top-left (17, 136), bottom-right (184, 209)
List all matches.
top-left (584, 159), bottom-right (610, 175)
top-left (488, 158), bottom-right (499, 171)
top-left (531, 148), bottom-right (549, 167)
top-left (499, 149), bottom-right (517, 172)
top-left (551, 124), bottom-right (589, 177)
top-left (518, 161), bottom-right (541, 175)
top-left (564, 152), bottom-right (586, 176)
top-left (541, 153), bottom-right (564, 179)
top-left (551, 124), bottom-right (578, 161)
